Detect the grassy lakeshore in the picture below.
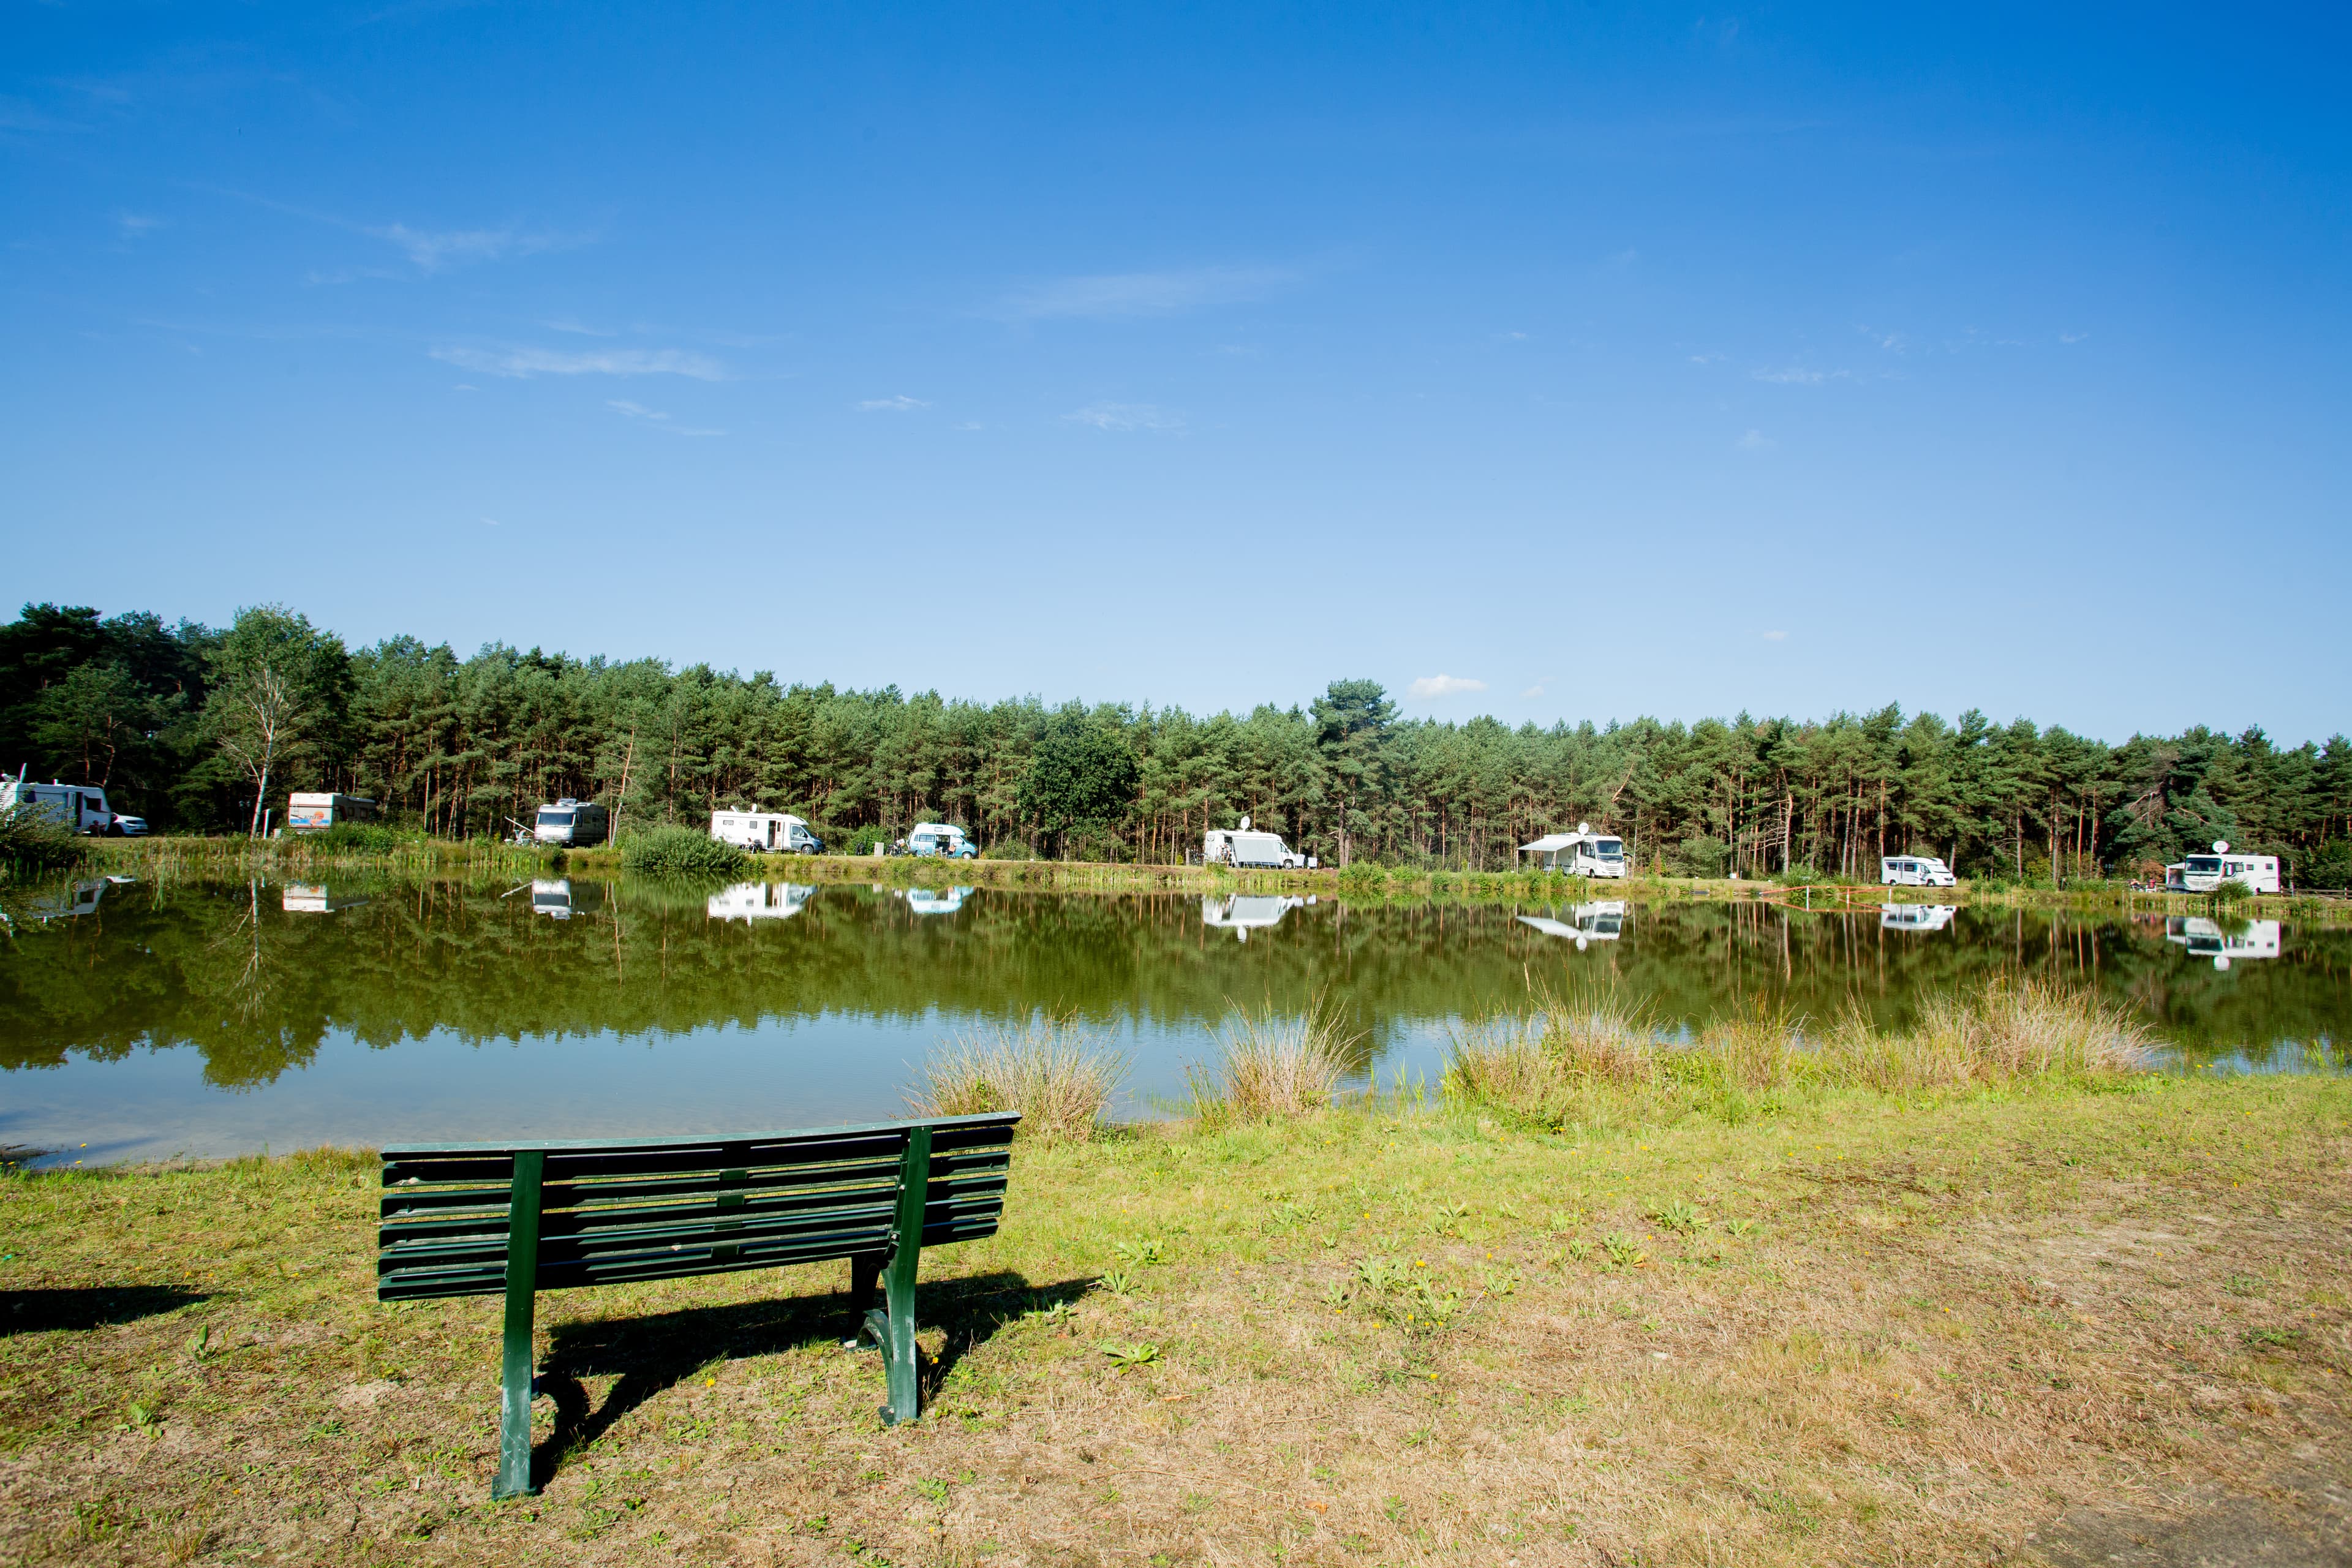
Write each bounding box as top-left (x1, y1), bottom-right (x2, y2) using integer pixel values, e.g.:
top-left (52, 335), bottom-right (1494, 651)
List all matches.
top-left (64, 834), bottom-right (2352, 925)
top-left (2, 1068), bottom-right (2347, 1565)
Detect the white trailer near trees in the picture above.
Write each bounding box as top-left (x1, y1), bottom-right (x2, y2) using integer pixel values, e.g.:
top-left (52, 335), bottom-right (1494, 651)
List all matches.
top-left (288, 793), bottom-right (376, 831)
top-left (1203, 816), bottom-right (1310, 869)
top-left (1518, 823), bottom-right (1627, 878)
top-left (2165, 842), bottom-right (2280, 894)
top-left (2, 777), bottom-right (119, 835)
top-left (710, 810), bottom-right (823, 854)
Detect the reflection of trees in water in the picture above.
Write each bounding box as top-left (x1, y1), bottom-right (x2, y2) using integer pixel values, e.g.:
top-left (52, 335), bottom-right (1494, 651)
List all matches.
top-left (1, 878), bottom-right (2344, 1087)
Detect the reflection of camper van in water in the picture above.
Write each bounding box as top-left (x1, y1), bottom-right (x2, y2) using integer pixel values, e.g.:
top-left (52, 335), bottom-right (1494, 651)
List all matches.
top-left (902, 886), bottom-right (971, 916)
top-left (1200, 893), bottom-right (1308, 940)
top-left (1880, 903), bottom-right (1958, 932)
top-left (2165, 916), bottom-right (2281, 970)
top-left (1518, 824), bottom-right (1627, 878)
top-left (2165, 842), bottom-right (2280, 895)
top-left (283, 883), bottom-right (368, 914)
top-left (1880, 855), bottom-right (1956, 888)
top-left (1203, 817), bottom-right (1310, 869)
top-left (28, 877), bottom-right (131, 921)
top-left (1517, 900), bottom-right (1627, 949)
top-left (708, 882), bottom-right (815, 921)
top-left (526, 879), bottom-right (605, 920)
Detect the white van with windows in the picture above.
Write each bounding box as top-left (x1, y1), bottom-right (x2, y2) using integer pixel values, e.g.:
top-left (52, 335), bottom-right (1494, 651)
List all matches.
top-left (904, 823), bottom-right (974, 859)
top-left (1203, 816), bottom-right (1309, 869)
top-left (1518, 823), bottom-right (1627, 878)
top-left (2165, 842), bottom-right (2280, 894)
top-left (711, 810), bottom-right (823, 854)
top-left (1880, 854), bottom-right (1957, 888)
top-left (533, 799), bottom-right (611, 848)
top-left (2, 777), bottom-right (120, 835)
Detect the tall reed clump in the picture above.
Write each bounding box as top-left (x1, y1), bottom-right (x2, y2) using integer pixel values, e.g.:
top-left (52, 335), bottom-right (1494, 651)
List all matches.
top-left (1446, 976), bottom-right (2151, 1129)
top-left (620, 824), bottom-right (747, 877)
top-left (909, 1011), bottom-right (1128, 1142)
top-left (0, 807), bottom-right (87, 876)
top-left (1187, 993), bottom-right (1366, 1120)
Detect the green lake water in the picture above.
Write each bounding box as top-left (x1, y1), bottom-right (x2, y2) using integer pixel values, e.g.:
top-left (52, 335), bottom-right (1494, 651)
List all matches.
top-left (2, 874), bottom-right (2342, 1166)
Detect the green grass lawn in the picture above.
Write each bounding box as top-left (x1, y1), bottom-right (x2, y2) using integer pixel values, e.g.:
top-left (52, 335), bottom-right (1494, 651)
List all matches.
top-left (3, 1074), bottom-right (2347, 1566)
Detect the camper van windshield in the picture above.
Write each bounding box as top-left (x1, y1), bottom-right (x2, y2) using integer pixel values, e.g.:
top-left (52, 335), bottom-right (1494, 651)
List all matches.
top-left (2187, 856), bottom-right (2220, 873)
top-left (537, 809), bottom-right (575, 826)
top-left (1597, 840), bottom-right (1623, 858)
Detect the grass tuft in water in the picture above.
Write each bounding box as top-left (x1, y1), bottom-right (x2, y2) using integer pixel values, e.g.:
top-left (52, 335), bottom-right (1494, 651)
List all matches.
top-left (910, 1011), bottom-right (1128, 1142)
top-left (1186, 993), bottom-right (1365, 1121)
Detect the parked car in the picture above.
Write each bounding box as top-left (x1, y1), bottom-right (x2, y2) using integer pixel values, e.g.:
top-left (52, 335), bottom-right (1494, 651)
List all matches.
top-left (110, 814), bottom-right (148, 837)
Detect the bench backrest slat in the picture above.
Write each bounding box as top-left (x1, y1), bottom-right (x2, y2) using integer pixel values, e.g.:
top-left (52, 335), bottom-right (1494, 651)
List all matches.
top-left (377, 1113), bottom-right (1018, 1303)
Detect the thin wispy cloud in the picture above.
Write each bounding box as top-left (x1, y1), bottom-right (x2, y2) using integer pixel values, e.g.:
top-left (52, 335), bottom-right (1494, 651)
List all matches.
top-left (429, 345), bottom-right (727, 380)
top-left (607, 399), bottom-right (724, 437)
top-left (1735, 429), bottom-right (1776, 452)
top-left (1001, 265), bottom-right (1294, 321)
top-left (545, 318), bottom-right (617, 337)
top-left (2060, 330), bottom-right (2090, 344)
top-left (856, 394), bottom-right (930, 412)
top-left (115, 212), bottom-right (164, 239)
top-left (1408, 674), bottom-right (1487, 699)
top-left (1064, 402), bottom-right (1184, 432)
top-left (1762, 629), bottom-right (1788, 641)
top-left (1752, 366), bottom-right (1844, 385)
top-left (370, 221), bottom-right (582, 273)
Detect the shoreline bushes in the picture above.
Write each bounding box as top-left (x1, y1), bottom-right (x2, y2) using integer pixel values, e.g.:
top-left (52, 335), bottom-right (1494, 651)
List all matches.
top-left (619, 825), bottom-right (747, 877)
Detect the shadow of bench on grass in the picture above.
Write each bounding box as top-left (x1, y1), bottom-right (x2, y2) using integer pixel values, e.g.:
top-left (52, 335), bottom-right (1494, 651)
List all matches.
top-left (532, 1270), bottom-right (1098, 1488)
top-left (2, 1286), bottom-right (211, 1335)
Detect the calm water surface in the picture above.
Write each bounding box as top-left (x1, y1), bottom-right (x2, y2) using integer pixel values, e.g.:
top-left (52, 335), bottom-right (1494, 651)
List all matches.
top-left (3, 874), bottom-right (2344, 1166)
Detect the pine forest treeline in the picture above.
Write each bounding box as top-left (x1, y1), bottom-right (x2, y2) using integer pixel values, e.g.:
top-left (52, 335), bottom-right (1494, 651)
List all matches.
top-left (5, 601), bottom-right (2351, 884)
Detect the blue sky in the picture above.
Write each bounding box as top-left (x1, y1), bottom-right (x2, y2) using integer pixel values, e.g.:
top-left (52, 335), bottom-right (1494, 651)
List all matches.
top-left (5, 3), bottom-right (2346, 742)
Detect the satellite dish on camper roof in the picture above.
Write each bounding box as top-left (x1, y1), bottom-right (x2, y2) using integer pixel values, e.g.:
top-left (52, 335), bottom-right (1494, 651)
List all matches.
top-left (1577, 821), bottom-right (1591, 835)
top-left (1240, 815), bottom-right (1251, 831)
top-left (2214, 840), bottom-right (2230, 853)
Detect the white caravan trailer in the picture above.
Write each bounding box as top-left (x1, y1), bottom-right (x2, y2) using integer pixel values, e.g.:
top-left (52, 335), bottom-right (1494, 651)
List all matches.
top-left (2165, 842), bottom-right (2280, 894)
top-left (533, 799), bottom-right (611, 848)
top-left (2165, 916), bottom-right (2282, 969)
top-left (1204, 816), bottom-right (1309, 869)
top-left (905, 823), bottom-right (975, 859)
top-left (1518, 823), bottom-right (1627, 878)
top-left (1, 777), bottom-right (119, 835)
top-left (1880, 903), bottom-right (1958, 932)
top-left (1880, 854), bottom-right (1957, 888)
top-left (1517, 900), bottom-right (1627, 949)
top-left (1200, 893), bottom-right (1307, 940)
top-left (710, 810), bottom-right (823, 854)
top-left (707, 881), bottom-right (816, 921)
top-left (287, 793), bottom-right (376, 832)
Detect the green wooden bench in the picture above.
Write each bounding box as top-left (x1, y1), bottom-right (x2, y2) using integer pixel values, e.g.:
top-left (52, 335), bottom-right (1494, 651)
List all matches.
top-left (375, 1112), bottom-right (1019, 1499)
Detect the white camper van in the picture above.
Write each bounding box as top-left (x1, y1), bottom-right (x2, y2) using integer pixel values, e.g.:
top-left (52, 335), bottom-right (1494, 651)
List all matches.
top-left (288, 793), bottom-right (376, 832)
top-left (2165, 842), bottom-right (2280, 895)
top-left (533, 799), bottom-right (611, 848)
top-left (710, 811), bottom-right (823, 854)
top-left (1203, 816), bottom-right (1309, 870)
top-left (1880, 855), bottom-right (1957, 888)
top-left (1519, 823), bottom-right (1627, 878)
top-left (1, 777), bottom-right (119, 835)
top-left (905, 823), bottom-right (974, 859)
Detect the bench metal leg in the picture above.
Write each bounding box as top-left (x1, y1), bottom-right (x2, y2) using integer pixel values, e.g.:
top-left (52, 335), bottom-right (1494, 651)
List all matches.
top-left (494, 1150), bottom-right (545, 1501)
top-left (878, 1126), bottom-right (930, 1425)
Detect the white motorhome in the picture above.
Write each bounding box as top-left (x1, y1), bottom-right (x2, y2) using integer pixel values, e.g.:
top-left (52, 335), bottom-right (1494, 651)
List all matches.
top-left (1880, 854), bottom-right (1956, 888)
top-left (1880, 903), bottom-right (1958, 932)
top-left (710, 811), bottom-right (823, 854)
top-left (287, 793), bottom-right (376, 832)
top-left (1518, 823), bottom-right (1627, 878)
top-left (905, 823), bottom-right (974, 859)
top-left (2165, 916), bottom-right (2282, 969)
top-left (2165, 842), bottom-right (2280, 895)
top-left (708, 881), bottom-right (815, 921)
top-left (1200, 893), bottom-right (1307, 940)
top-left (1, 777), bottom-right (119, 835)
top-left (1203, 816), bottom-right (1309, 870)
top-left (1517, 900), bottom-right (1627, 949)
top-left (533, 799), bottom-right (611, 848)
